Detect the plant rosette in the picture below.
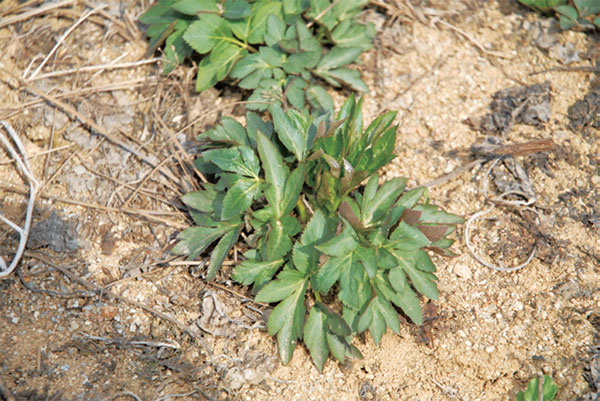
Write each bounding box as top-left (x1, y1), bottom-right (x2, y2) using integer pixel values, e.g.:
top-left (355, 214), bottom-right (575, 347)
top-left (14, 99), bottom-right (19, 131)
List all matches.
top-left (173, 95), bottom-right (463, 371)
top-left (139, 0), bottom-right (376, 113)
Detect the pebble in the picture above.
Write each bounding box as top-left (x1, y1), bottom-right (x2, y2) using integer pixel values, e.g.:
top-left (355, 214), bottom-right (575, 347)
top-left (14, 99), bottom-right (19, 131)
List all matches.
top-left (453, 264), bottom-right (472, 280)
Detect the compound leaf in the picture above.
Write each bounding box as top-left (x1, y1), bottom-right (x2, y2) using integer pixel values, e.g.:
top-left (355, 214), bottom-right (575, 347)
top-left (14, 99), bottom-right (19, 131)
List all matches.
top-left (183, 14), bottom-right (232, 54)
top-left (266, 280), bottom-right (307, 364)
top-left (203, 146), bottom-right (259, 178)
top-left (221, 178), bottom-right (261, 219)
top-left (232, 258), bottom-right (284, 287)
top-left (316, 221), bottom-right (358, 257)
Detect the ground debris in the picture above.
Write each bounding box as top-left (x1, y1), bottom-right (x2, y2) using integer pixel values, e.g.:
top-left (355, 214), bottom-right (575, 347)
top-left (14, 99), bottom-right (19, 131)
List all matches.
top-left (568, 85), bottom-right (600, 135)
top-left (477, 82), bottom-right (552, 134)
top-left (27, 210), bottom-right (79, 252)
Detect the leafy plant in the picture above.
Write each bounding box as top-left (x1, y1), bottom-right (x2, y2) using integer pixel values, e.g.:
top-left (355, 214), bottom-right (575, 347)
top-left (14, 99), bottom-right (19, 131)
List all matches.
top-left (139, 0), bottom-right (375, 113)
top-left (173, 95), bottom-right (463, 371)
top-left (516, 375), bottom-right (558, 401)
top-left (518, 0), bottom-right (600, 29)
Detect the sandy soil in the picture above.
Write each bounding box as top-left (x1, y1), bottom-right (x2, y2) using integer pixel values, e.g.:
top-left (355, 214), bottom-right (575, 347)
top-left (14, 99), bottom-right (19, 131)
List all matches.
top-left (0, 1), bottom-right (598, 400)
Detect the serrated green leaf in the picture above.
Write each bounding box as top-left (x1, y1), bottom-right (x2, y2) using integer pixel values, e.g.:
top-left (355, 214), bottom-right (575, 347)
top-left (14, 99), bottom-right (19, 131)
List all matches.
top-left (401, 261), bottom-right (438, 300)
top-left (265, 14), bottom-right (286, 46)
top-left (413, 250), bottom-right (436, 273)
top-left (388, 267), bottom-right (407, 293)
top-left (390, 286), bottom-right (422, 325)
top-left (172, 225), bottom-right (226, 258)
top-left (266, 218), bottom-right (293, 260)
top-left (221, 178), bottom-right (261, 219)
top-left (332, 19), bottom-right (375, 50)
top-left (295, 21), bottom-right (321, 66)
top-left (206, 225), bottom-right (241, 279)
top-left (181, 189), bottom-right (217, 213)
top-left (389, 221), bottom-right (430, 250)
top-left (316, 221), bottom-right (358, 257)
top-left (357, 302), bottom-right (373, 333)
top-left (195, 43), bottom-right (247, 92)
top-left (362, 177), bottom-right (407, 226)
top-left (307, 85), bottom-right (334, 113)
top-left (285, 77), bottom-right (307, 110)
top-left (230, 53), bottom-right (263, 79)
top-left (183, 14), bottom-right (232, 54)
top-left (282, 164), bottom-right (305, 216)
top-left (412, 204), bottom-right (464, 225)
top-left (396, 187), bottom-right (426, 209)
top-left (301, 209), bottom-right (327, 245)
top-left (315, 303), bottom-right (352, 337)
top-left (172, 0), bottom-right (219, 15)
top-left (256, 268), bottom-right (306, 303)
top-left (139, 0), bottom-right (178, 25)
top-left (326, 332), bottom-right (346, 362)
top-left (375, 296), bottom-right (400, 334)
top-left (223, 0), bottom-right (252, 19)
top-left (355, 245), bottom-right (377, 278)
top-left (266, 280), bottom-right (307, 364)
top-left (339, 258), bottom-right (368, 309)
top-left (317, 47), bottom-right (363, 70)
top-left (203, 146), bottom-right (259, 178)
top-left (304, 307), bottom-right (329, 372)
top-left (257, 131), bottom-right (289, 218)
top-left (245, 111), bottom-right (272, 146)
top-left (316, 253), bottom-right (348, 293)
top-left (374, 272), bottom-right (422, 324)
top-left (284, 0), bottom-right (309, 15)
top-left (283, 52), bottom-right (314, 74)
top-left (369, 308), bottom-right (385, 346)
top-left (306, 0), bottom-right (337, 30)
top-left (162, 20), bottom-right (193, 73)
top-left (292, 242), bottom-right (313, 274)
top-left (323, 68), bottom-right (369, 92)
top-left (231, 0), bottom-right (282, 44)
top-left (201, 116), bottom-right (249, 145)
top-left (270, 104), bottom-right (306, 161)
top-left (232, 258), bottom-right (284, 286)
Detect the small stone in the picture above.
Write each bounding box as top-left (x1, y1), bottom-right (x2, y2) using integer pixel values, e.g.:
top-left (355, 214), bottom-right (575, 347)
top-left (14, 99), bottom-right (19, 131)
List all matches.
top-left (591, 175), bottom-right (600, 186)
top-left (453, 264), bottom-right (472, 280)
top-left (485, 345), bottom-right (496, 353)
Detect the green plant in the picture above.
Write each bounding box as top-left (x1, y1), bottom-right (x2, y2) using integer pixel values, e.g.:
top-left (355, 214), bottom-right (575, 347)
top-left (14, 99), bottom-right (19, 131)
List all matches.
top-left (518, 0), bottom-right (600, 29)
top-left (516, 375), bottom-right (558, 401)
top-left (173, 95), bottom-right (463, 370)
top-left (139, 0), bottom-right (375, 113)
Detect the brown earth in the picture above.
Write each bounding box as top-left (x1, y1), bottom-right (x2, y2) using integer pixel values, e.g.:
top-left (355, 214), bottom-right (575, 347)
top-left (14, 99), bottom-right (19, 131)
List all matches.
top-left (0, 1), bottom-right (599, 400)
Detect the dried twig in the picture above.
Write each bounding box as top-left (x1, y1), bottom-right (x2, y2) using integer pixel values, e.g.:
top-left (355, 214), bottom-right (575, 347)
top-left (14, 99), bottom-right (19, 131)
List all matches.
top-left (0, 121), bottom-right (39, 279)
top-left (27, 5), bottom-right (107, 80)
top-left (0, 0), bottom-right (75, 28)
top-left (27, 58), bottom-right (160, 82)
top-left (0, 181), bottom-right (187, 229)
top-left (1, 69), bottom-right (181, 185)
